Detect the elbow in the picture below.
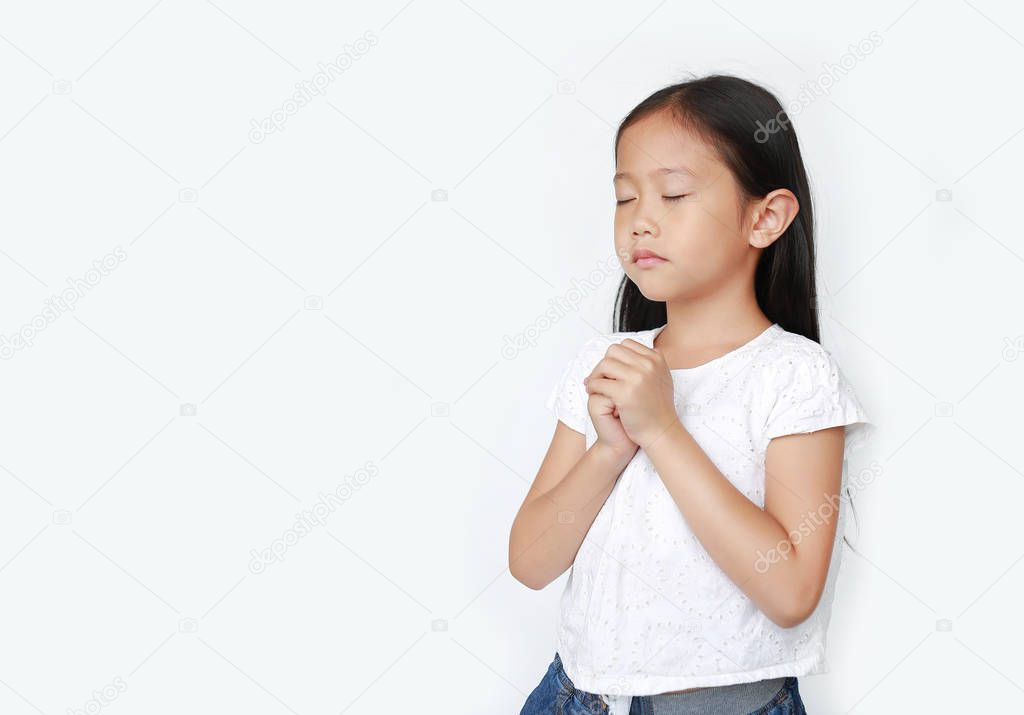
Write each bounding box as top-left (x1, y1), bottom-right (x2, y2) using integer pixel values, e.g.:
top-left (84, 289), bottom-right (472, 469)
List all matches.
top-left (767, 582), bottom-right (821, 629)
top-left (514, 573), bottom-right (546, 591)
top-left (508, 538), bottom-right (549, 591)
top-left (769, 606), bottom-right (811, 630)
top-left (508, 517), bottom-right (566, 591)
top-left (509, 561), bottom-right (547, 591)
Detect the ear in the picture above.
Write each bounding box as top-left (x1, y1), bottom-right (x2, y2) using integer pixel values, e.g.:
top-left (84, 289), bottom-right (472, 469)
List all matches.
top-left (749, 189), bottom-right (799, 248)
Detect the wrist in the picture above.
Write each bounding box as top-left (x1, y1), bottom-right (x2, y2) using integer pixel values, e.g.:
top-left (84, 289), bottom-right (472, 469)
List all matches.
top-left (591, 439), bottom-right (638, 467)
top-left (638, 417), bottom-right (687, 454)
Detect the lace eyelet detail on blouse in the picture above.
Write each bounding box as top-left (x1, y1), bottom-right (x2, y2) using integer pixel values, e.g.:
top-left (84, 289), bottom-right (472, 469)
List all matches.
top-left (542, 324), bottom-right (875, 695)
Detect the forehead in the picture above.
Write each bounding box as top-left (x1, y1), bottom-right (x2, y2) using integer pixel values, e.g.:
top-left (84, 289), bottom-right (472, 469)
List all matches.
top-left (614, 110), bottom-right (718, 179)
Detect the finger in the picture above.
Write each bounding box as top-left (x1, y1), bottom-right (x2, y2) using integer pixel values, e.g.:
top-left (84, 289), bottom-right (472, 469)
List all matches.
top-left (612, 338), bottom-right (670, 381)
top-left (615, 338), bottom-right (657, 357)
top-left (598, 356), bottom-right (635, 378)
top-left (605, 341), bottom-right (650, 366)
top-left (589, 392), bottom-right (620, 419)
top-left (608, 342), bottom-right (663, 376)
top-left (588, 392), bottom-right (616, 413)
top-left (584, 376), bottom-right (622, 401)
top-left (586, 357), bottom-right (636, 385)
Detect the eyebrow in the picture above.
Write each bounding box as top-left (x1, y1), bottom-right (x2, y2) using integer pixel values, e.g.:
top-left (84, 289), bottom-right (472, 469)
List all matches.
top-left (613, 166), bottom-right (696, 181)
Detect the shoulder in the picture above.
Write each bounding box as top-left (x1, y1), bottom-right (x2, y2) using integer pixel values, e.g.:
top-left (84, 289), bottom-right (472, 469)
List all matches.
top-left (757, 326), bottom-right (874, 453)
top-left (757, 326), bottom-right (866, 414)
top-left (759, 326), bottom-right (841, 379)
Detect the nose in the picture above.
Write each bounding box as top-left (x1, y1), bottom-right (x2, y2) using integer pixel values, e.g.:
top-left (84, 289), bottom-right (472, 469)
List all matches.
top-left (632, 215), bottom-right (658, 238)
top-left (629, 195), bottom-right (661, 238)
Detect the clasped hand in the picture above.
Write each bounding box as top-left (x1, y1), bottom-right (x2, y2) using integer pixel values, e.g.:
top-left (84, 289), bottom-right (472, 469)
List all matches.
top-left (583, 339), bottom-right (682, 451)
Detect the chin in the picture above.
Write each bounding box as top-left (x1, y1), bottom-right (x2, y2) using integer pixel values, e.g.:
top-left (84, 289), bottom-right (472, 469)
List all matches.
top-left (629, 277), bottom-right (678, 303)
top-left (631, 273), bottom-right (704, 303)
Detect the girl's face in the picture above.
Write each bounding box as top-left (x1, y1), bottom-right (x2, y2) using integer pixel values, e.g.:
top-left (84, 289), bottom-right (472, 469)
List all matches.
top-left (613, 109), bottom-right (759, 302)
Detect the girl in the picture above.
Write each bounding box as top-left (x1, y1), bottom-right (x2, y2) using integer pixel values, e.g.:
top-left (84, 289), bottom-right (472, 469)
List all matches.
top-left (509, 74), bottom-right (874, 715)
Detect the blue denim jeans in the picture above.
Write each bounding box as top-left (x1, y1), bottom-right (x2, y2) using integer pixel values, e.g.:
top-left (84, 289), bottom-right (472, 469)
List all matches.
top-left (520, 652), bottom-right (808, 715)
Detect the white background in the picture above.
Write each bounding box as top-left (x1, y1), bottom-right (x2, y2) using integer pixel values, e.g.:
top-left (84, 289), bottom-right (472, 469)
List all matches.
top-left (1, 1), bottom-right (1022, 713)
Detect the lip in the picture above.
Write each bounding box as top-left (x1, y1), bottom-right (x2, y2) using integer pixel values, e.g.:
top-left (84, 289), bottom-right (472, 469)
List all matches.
top-left (632, 248), bottom-right (667, 267)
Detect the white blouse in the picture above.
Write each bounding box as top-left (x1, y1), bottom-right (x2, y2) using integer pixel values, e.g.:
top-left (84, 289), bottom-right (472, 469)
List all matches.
top-left (543, 322), bottom-right (875, 710)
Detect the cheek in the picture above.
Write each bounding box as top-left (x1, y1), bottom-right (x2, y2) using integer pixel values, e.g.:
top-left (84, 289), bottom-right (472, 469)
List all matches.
top-left (635, 213), bottom-right (745, 292)
top-left (613, 222), bottom-right (632, 261)
top-left (613, 211), bottom-right (630, 237)
top-left (669, 202), bottom-right (746, 259)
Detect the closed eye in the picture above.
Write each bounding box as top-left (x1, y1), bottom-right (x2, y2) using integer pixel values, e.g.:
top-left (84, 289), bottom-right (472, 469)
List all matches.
top-left (616, 195), bottom-right (689, 205)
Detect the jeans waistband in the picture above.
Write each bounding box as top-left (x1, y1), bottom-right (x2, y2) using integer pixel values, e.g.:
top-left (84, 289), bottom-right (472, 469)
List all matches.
top-left (555, 652), bottom-right (791, 715)
top-left (639, 675), bottom-right (790, 715)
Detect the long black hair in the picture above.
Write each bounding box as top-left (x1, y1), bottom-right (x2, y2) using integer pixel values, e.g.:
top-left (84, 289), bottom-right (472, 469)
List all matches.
top-left (611, 73), bottom-right (862, 552)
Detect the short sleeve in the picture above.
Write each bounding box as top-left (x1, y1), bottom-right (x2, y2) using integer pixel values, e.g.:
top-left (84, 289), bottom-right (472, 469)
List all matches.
top-left (544, 337), bottom-right (599, 435)
top-left (763, 347), bottom-right (876, 458)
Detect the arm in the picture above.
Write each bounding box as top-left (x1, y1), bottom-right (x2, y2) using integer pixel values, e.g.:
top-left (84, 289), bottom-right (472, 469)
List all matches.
top-left (643, 421), bottom-right (845, 628)
top-left (583, 337), bottom-right (850, 629)
top-left (508, 422), bottom-right (636, 590)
